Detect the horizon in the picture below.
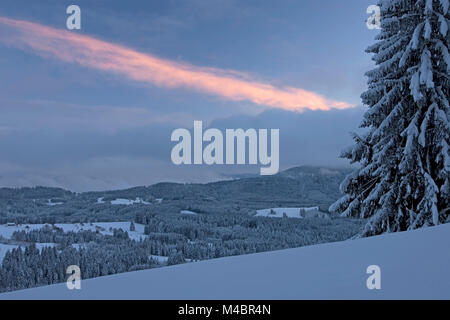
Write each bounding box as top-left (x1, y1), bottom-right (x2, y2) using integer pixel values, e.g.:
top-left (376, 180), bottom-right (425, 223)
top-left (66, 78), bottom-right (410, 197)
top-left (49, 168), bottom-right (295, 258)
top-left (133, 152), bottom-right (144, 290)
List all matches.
top-left (0, 0), bottom-right (374, 191)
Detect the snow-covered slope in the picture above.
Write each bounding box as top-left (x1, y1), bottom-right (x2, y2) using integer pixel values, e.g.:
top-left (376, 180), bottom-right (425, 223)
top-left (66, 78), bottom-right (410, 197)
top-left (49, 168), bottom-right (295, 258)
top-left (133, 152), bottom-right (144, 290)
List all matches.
top-left (1, 224), bottom-right (449, 300)
top-left (255, 207), bottom-right (320, 218)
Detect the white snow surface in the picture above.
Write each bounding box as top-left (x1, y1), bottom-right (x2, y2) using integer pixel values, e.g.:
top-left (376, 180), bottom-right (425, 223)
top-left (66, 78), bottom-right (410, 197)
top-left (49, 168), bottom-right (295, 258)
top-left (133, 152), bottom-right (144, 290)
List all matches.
top-left (46, 199), bottom-right (63, 206)
top-left (1, 223), bottom-right (449, 299)
top-left (150, 255), bottom-right (169, 263)
top-left (0, 222), bottom-right (147, 241)
top-left (110, 198), bottom-right (150, 205)
top-left (180, 210), bottom-right (198, 215)
top-left (34, 243), bottom-right (56, 250)
top-left (255, 207), bottom-right (319, 218)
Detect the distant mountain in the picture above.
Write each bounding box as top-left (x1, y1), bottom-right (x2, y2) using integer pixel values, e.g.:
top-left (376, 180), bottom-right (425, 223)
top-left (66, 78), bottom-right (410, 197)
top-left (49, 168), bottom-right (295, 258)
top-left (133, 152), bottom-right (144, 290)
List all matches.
top-left (97, 165), bottom-right (351, 213)
top-left (0, 186), bottom-right (73, 200)
top-left (0, 166), bottom-right (352, 219)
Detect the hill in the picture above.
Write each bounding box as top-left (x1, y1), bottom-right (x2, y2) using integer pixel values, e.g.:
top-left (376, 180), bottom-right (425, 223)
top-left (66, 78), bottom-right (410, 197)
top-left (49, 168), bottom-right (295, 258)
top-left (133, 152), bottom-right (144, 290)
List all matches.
top-left (2, 223), bottom-right (449, 299)
top-left (0, 166), bottom-right (351, 223)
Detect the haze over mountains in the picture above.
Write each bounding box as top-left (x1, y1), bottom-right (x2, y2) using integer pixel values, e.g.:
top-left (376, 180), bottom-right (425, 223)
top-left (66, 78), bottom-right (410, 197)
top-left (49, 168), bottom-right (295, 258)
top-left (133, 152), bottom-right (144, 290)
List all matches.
top-left (0, 166), bottom-right (351, 220)
top-left (3, 222), bottom-right (449, 299)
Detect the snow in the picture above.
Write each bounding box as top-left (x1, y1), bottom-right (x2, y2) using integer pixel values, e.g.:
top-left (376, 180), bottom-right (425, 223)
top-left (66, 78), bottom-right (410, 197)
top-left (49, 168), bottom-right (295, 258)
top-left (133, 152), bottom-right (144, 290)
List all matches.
top-left (150, 255), bottom-right (195, 263)
top-left (1, 223), bottom-right (449, 299)
top-left (425, 0), bottom-right (433, 13)
top-left (255, 207), bottom-right (319, 218)
top-left (46, 199), bottom-right (63, 206)
top-left (441, 0), bottom-right (449, 14)
top-left (424, 18), bottom-right (432, 39)
top-left (0, 222), bottom-right (147, 241)
top-left (180, 210), bottom-right (197, 215)
top-left (419, 49), bottom-right (434, 89)
top-left (110, 198), bottom-right (150, 205)
top-left (35, 243), bottom-right (56, 251)
top-left (410, 71), bottom-right (423, 101)
top-left (438, 15), bottom-right (448, 36)
top-left (0, 243), bottom-right (55, 263)
top-left (437, 40), bottom-right (450, 73)
top-left (150, 255), bottom-right (168, 263)
top-left (72, 243), bottom-right (87, 251)
top-left (0, 244), bottom-right (18, 263)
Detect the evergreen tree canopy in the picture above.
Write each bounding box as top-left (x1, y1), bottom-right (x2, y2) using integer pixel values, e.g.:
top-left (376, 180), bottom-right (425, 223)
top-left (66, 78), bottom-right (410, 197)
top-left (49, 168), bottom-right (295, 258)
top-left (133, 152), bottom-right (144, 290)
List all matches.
top-left (330, 0), bottom-right (450, 236)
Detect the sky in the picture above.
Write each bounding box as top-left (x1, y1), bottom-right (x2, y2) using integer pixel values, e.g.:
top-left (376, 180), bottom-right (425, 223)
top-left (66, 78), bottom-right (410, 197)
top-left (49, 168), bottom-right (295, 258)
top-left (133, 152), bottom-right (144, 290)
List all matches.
top-left (0, 0), bottom-right (378, 191)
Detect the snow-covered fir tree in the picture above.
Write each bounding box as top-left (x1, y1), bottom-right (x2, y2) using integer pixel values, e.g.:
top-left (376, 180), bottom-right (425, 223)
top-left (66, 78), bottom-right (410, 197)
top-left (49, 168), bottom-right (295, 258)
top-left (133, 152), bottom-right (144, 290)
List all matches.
top-left (330, 0), bottom-right (449, 236)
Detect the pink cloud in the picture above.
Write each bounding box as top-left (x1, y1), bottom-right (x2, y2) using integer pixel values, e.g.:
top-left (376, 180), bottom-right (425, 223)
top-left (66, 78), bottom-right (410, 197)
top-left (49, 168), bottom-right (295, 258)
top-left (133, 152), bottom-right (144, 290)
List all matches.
top-left (0, 16), bottom-right (353, 112)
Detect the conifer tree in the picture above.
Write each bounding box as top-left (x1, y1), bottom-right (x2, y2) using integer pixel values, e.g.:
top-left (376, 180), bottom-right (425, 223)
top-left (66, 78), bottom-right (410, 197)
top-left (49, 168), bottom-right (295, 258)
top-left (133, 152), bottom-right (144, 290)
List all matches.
top-left (330, 0), bottom-right (449, 236)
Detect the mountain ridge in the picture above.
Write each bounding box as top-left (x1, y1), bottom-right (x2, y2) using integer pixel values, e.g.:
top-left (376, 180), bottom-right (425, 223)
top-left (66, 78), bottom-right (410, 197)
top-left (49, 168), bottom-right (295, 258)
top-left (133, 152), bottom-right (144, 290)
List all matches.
top-left (0, 166), bottom-right (351, 217)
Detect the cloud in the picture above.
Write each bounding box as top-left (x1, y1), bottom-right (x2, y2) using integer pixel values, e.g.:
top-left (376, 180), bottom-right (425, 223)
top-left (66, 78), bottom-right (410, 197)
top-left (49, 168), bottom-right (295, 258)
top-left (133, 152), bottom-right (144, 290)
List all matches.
top-left (209, 107), bottom-right (366, 168)
top-left (0, 106), bottom-right (366, 191)
top-left (0, 99), bottom-right (196, 133)
top-left (0, 16), bottom-right (353, 112)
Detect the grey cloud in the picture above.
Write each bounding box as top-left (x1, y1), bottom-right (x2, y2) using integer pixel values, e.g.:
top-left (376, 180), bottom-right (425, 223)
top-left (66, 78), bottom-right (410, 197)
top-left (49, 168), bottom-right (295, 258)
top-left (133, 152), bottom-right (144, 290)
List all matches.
top-left (0, 106), bottom-right (366, 191)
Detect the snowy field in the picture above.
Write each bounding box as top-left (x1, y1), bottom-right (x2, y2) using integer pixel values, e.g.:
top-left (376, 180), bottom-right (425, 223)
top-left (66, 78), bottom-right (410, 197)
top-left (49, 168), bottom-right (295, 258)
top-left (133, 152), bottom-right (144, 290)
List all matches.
top-left (0, 222), bottom-right (147, 241)
top-left (255, 207), bottom-right (319, 218)
top-left (97, 197), bottom-right (151, 205)
top-left (150, 255), bottom-right (169, 263)
top-left (46, 199), bottom-right (63, 206)
top-left (1, 223), bottom-right (449, 299)
top-left (180, 210), bottom-right (198, 215)
top-left (110, 198), bottom-right (150, 205)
